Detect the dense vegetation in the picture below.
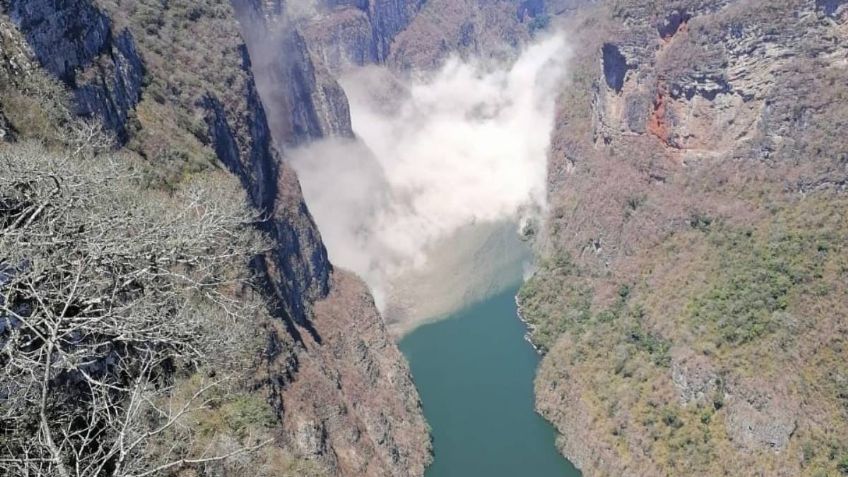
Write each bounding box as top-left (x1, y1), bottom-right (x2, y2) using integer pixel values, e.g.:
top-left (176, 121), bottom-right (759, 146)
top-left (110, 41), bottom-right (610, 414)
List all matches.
top-left (97, 0), bottom-right (257, 187)
top-left (525, 193), bottom-right (848, 474)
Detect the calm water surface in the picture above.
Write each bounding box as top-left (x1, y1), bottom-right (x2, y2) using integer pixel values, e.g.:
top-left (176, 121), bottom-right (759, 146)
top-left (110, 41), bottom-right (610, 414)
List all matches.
top-left (400, 286), bottom-right (581, 477)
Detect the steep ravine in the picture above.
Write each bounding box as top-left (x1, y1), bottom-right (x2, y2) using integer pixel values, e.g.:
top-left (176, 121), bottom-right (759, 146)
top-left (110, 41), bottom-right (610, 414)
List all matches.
top-left (399, 259), bottom-right (581, 476)
top-left (231, 2), bottom-right (582, 476)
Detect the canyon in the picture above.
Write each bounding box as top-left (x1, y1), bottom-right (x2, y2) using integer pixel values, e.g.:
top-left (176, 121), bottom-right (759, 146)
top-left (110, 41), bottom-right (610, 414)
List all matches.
top-left (2, 0), bottom-right (848, 476)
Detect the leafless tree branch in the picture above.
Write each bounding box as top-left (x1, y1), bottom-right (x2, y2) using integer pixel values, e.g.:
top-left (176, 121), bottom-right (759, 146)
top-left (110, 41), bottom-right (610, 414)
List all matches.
top-left (0, 142), bottom-right (272, 476)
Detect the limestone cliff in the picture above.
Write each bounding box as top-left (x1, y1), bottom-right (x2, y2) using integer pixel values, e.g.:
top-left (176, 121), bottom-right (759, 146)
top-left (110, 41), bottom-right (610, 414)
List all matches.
top-left (233, 0), bottom-right (356, 145)
top-left (6, 0), bottom-right (144, 142)
top-left (237, 0), bottom-right (550, 126)
top-left (0, 0), bottom-right (429, 475)
top-left (521, 1), bottom-right (848, 475)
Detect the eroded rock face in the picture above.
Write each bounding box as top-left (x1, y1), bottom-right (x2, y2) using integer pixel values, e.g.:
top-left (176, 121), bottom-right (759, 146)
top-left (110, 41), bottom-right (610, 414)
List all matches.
top-left (273, 271), bottom-right (431, 476)
top-left (725, 383), bottom-right (798, 452)
top-left (199, 3), bottom-right (431, 473)
top-left (528, 0), bottom-right (848, 475)
top-left (73, 30), bottom-right (144, 142)
top-left (241, 0), bottom-right (420, 67)
top-left (386, 0), bottom-right (537, 70)
top-left (6, 0), bottom-right (111, 82)
top-left (0, 111), bottom-right (13, 142)
top-left (7, 0), bottom-right (143, 141)
top-left (591, 0), bottom-right (848, 157)
top-left (201, 87), bottom-right (330, 341)
top-left (670, 352), bottom-right (720, 406)
top-left (233, 0), bottom-right (355, 145)
top-left (309, 0), bottom-right (423, 66)
top-left (304, 6), bottom-right (378, 70)
top-left (3, 1), bottom-right (430, 475)
top-left (367, 0), bottom-right (422, 61)
top-left (231, 0), bottom-right (425, 146)
top-left (263, 28), bottom-right (353, 144)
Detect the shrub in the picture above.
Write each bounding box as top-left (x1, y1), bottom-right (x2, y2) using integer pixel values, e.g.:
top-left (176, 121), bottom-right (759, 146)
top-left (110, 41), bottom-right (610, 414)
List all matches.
top-left (0, 142), bottom-right (269, 476)
top-left (662, 407), bottom-right (684, 429)
top-left (689, 224), bottom-right (822, 345)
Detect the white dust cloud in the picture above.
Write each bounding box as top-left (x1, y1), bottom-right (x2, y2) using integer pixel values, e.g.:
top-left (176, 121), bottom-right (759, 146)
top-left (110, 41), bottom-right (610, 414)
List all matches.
top-left (290, 34), bottom-right (570, 324)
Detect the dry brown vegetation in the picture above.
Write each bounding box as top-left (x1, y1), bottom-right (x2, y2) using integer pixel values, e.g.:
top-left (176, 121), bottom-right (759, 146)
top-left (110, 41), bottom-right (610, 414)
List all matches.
top-left (94, 0), bottom-right (254, 187)
top-left (0, 6), bottom-right (329, 474)
top-left (0, 140), bottom-right (301, 475)
top-left (522, 0), bottom-right (848, 475)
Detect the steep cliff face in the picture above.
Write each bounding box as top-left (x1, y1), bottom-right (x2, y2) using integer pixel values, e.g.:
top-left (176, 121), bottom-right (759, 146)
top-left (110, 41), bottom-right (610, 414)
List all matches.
top-left (290, 0), bottom-right (422, 69)
top-left (232, 0), bottom-right (549, 151)
top-left (84, 0), bottom-right (332, 339)
top-left (521, 1), bottom-right (848, 475)
top-left (386, 0), bottom-right (539, 69)
top-left (0, 0), bottom-right (429, 475)
top-left (249, 25), bottom-right (354, 145)
top-left (231, 0), bottom-right (393, 146)
top-left (7, 0), bottom-right (144, 142)
top-left (229, 0), bottom-right (433, 144)
top-left (201, 76), bottom-right (330, 341)
top-left (270, 271), bottom-right (430, 477)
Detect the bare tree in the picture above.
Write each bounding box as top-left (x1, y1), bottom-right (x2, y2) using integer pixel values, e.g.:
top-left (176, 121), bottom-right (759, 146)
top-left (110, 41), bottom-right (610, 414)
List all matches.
top-left (0, 141), bottom-right (270, 476)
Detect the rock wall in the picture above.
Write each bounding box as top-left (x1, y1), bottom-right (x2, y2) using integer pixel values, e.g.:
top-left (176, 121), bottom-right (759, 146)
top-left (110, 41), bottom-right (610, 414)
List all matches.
top-left (524, 1), bottom-right (848, 475)
top-left (231, 0), bottom-right (420, 146)
top-left (0, 0), bottom-right (430, 475)
top-left (270, 271), bottom-right (430, 477)
top-left (7, 0), bottom-right (144, 142)
top-left (0, 110), bottom-right (12, 141)
top-left (201, 80), bottom-right (330, 342)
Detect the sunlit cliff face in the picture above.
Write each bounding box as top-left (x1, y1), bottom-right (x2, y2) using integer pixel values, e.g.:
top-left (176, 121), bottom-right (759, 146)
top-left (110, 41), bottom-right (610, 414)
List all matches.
top-left (290, 34), bottom-right (570, 331)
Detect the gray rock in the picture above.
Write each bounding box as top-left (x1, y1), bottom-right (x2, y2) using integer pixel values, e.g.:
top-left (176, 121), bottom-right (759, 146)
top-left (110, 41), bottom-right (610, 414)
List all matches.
top-left (294, 420), bottom-right (328, 457)
top-left (7, 0), bottom-right (144, 142)
top-left (602, 43), bottom-right (634, 93)
top-left (202, 76), bottom-right (332, 343)
top-left (726, 391), bottom-right (797, 451)
top-left (817, 0), bottom-right (847, 16)
top-left (671, 353), bottom-right (720, 405)
top-left (624, 92), bottom-right (650, 133)
top-left (368, 0), bottom-right (422, 61)
top-left (234, 3), bottom-right (355, 145)
top-left (73, 29), bottom-right (144, 141)
top-left (305, 7), bottom-right (379, 70)
top-left (0, 110), bottom-right (14, 142)
top-left (7, 0), bottom-right (111, 82)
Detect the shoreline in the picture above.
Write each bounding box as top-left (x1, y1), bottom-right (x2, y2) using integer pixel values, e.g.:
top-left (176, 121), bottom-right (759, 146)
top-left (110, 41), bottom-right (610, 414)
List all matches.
top-left (515, 294), bottom-right (543, 354)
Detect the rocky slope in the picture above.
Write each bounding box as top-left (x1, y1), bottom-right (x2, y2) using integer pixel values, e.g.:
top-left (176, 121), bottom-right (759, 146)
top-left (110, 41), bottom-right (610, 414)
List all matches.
top-left (520, 0), bottom-right (848, 475)
top-left (0, 0), bottom-right (430, 475)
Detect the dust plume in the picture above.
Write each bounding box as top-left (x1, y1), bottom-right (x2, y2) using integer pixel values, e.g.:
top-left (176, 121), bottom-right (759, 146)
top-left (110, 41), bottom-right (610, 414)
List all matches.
top-left (289, 34), bottom-right (570, 331)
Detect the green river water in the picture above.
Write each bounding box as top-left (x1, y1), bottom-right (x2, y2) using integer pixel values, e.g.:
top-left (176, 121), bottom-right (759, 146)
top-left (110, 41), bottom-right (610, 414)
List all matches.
top-left (399, 286), bottom-right (582, 477)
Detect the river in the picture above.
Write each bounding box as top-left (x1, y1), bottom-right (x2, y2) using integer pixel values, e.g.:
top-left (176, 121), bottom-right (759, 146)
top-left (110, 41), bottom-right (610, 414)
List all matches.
top-left (399, 285), bottom-right (581, 477)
